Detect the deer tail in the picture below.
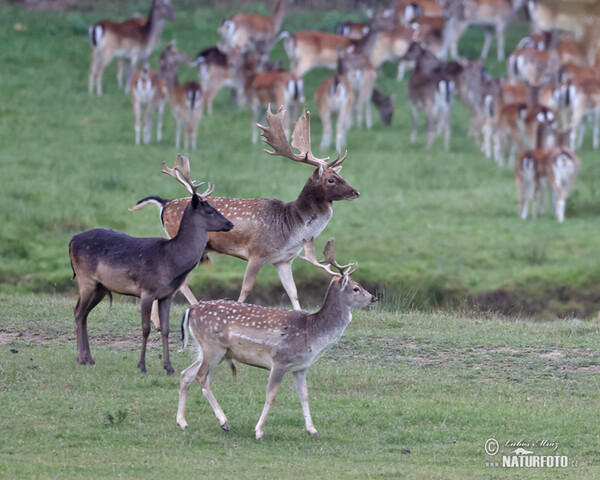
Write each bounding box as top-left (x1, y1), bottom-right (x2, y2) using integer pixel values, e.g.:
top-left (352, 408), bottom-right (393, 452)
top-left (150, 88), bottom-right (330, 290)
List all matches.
top-left (179, 308), bottom-right (191, 353)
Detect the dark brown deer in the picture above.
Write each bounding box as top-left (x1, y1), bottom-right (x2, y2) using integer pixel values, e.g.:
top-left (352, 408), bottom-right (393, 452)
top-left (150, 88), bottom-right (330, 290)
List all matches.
top-left (131, 106), bottom-right (360, 326)
top-left (88, 0), bottom-right (175, 95)
top-left (69, 155), bottom-right (233, 375)
top-left (176, 239), bottom-right (377, 439)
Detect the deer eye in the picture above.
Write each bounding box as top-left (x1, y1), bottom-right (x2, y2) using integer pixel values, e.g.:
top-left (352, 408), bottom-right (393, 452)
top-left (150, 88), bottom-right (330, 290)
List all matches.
top-left (328, 178), bottom-right (335, 184)
top-left (353, 286), bottom-right (360, 293)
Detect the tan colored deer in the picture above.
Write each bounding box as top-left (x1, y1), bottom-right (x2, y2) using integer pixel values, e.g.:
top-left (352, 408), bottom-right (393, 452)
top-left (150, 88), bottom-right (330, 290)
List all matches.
top-left (156, 42), bottom-right (203, 150)
top-left (337, 49), bottom-right (377, 130)
top-left (129, 65), bottom-right (167, 145)
top-left (283, 30), bottom-right (354, 77)
top-left (69, 155), bottom-right (233, 375)
top-left (176, 239), bottom-right (378, 439)
top-left (219, 0), bottom-right (289, 52)
top-left (131, 106), bottom-right (360, 327)
top-left (88, 0), bottom-right (174, 96)
top-left (556, 78), bottom-right (600, 149)
top-left (193, 45), bottom-right (244, 115)
top-left (526, 0), bottom-right (593, 39)
top-left (314, 74), bottom-right (354, 151)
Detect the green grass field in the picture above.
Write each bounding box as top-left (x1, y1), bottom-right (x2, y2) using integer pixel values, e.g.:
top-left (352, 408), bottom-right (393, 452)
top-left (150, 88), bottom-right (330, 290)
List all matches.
top-left (2, 295), bottom-right (600, 479)
top-left (1, 1), bottom-right (600, 478)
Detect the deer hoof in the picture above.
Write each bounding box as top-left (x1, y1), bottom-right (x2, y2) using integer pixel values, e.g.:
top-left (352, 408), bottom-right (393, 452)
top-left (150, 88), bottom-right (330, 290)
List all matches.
top-left (221, 422), bottom-right (229, 432)
top-left (165, 365), bottom-right (175, 375)
top-left (308, 430), bottom-right (319, 438)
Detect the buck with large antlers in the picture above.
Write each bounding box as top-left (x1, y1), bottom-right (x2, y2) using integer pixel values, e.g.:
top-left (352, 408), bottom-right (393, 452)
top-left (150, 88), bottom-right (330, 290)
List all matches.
top-left (88, 0), bottom-right (174, 96)
top-left (131, 106), bottom-right (359, 327)
top-left (176, 239), bottom-right (378, 439)
top-left (69, 155), bottom-right (233, 375)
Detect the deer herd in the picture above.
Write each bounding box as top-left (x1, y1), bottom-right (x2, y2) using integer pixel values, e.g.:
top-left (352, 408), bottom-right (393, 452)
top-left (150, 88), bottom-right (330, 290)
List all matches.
top-left (75, 0), bottom-right (600, 437)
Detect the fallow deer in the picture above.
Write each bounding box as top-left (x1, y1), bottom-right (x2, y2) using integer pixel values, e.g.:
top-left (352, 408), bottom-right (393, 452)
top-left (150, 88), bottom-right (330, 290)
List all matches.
top-left (337, 49), bottom-right (377, 130)
top-left (69, 155), bottom-right (233, 375)
top-left (526, 0), bottom-right (594, 39)
top-left (193, 45), bottom-right (244, 115)
top-left (156, 42), bottom-right (204, 150)
top-left (176, 239), bottom-right (378, 439)
top-left (282, 30), bottom-right (354, 77)
top-left (442, 0), bottom-right (523, 61)
top-left (88, 0), bottom-right (174, 96)
top-left (131, 106), bottom-right (360, 325)
top-left (336, 21), bottom-right (371, 41)
top-left (556, 77), bottom-right (600, 150)
top-left (219, 0), bottom-right (289, 53)
top-left (130, 65), bottom-right (167, 145)
top-left (403, 42), bottom-right (455, 149)
top-left (314, 74), bottom-right (354, 151)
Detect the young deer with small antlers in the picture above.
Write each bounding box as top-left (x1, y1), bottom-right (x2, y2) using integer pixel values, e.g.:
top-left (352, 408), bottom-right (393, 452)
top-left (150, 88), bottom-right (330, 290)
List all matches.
top-left (131, 106), bottom-right (360, 327)
top-left (88, 0), bottom-right (174, 96)
top-left (176, 239), bottom-right (377, 439)
top-left (69, 155), bottom-right (233, 375)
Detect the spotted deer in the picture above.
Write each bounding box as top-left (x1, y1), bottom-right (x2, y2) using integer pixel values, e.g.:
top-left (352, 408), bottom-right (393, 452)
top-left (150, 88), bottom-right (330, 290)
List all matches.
top-left (88, 0), bottom-right (174, 96)
top-left (131, 106), bottom-right (360, 327)
top-left (314, 74), bottom-right (354, 151)
top-left (130, 65), bottom-right (168, 145)
top-left (69, 155), bottom-right (233, 375)
top-left (156, 42), bottom-right (203, 150)
top-left (176, 239), bottom-right (378, 439)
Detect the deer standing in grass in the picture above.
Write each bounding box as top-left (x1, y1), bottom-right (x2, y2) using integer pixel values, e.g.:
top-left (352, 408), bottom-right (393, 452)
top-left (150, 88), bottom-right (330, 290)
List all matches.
top-left (314, 74), bottom-right (354, 151)
top-left (88, 0), bottom-right (174, 96)
top-left (176, 239), bottom-right (378, 439)
top-left (69, 155), bottom-right (233, 374)
top-left (156, 42), bottom-right (204, 150)
top-left (131, 106), bottom-right (360, 328)
top-left (130, 65), bottom-right (167, 145)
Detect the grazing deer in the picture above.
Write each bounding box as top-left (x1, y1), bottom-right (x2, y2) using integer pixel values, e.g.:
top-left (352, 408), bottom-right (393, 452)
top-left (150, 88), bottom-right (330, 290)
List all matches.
top-left (88, 0), bottom-right (174, 96)
top-left (131, 106), bottom-right (360, 327)
top-left (282, 30), bottom-right (354, 77)
top-left (156, 42), bottom-right (203, 150)
top-left (219, 0), bottom-right (289, 52)
top-left (130, 65), bottom-right (167, 145)
top-left (176, 239), bottom-right (378, 439)
top-left (69, 155), bottom-right (234, 374)
top-left (314, 74), bottom-right (354, 151)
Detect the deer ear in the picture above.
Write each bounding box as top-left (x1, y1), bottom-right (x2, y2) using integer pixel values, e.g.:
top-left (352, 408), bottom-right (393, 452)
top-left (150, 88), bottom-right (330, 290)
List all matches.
top-left (333, 166), bottom-right (342, 174)
top-left (318, 165), bottom-right (325, 177)
top-left (341, 272), bottom-right (349, 289)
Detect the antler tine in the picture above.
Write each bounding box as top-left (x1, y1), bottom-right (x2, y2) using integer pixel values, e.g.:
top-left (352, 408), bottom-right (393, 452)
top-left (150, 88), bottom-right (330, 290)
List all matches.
top-left (290, 106), bottom-right (330, 167)
top-left (328, 149), bottom-right (348, 168)
top-left (161, 154), bottom-right (203, 196)
top-left (197, 182), bottom-right (215, 201)
top-left (258, 105), bottom-right (329, 168)
top-left (299, 239), bottom-right (341, 277)
top-left (322, 238), bottom-right (353, 274)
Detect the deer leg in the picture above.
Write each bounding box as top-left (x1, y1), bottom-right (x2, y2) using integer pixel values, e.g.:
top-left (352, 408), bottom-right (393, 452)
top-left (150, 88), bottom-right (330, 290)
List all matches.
top-left (117, 59), bottom-right (124, 90)
top-left (255, 366), bottom-right (286, 440)
top-left (480, 28), bottom-right (493, 60)
top-left (496, 25), bottom-right (505, 62)
top-left (156, 100), bottom-right (165, 143)
top-left (157, 296), bottom-right (175, 375)
top-left (123, 59), bottom-right (134, 94)
top-left (134, 100), bottom-right (142, 145)
top-left (138, 295), bottom-right (154, 374)
top-left (150, 301), bottom-right (161, 330)
top-left (175, 117), bottom-right (182, 149)
top-left (88, 49), bottom-right (98, 94)
top-left (238, 258), bottom-right (265, 303)
top-left (199, 345), bottom-right (229, 430)
top-left (274, 260), bottom-right (301, 310)
top-left (410, 104), bottom-right (419, 144)
top-left (251, 100), bottom-right (260, 144)
top-left (293, 369), bottom-right (318, 437)
top-left (74, 283), bottom-right (107, 365)
top-left (179, 282), bottom-right (199, 305)
top-left (177, 352), bottom-right (203, 429)
top-left (320, 108), bottom-right (332, 150)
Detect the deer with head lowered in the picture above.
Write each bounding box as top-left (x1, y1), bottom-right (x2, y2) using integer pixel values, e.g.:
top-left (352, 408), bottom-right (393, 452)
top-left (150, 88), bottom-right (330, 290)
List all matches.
top-left (88, 0), bottom-right (175, 96)
top-left (69, 155), bottom-right (233, 375)
top-left (131, 105), bottom-right (360, 327)
top-left (176, 239), bottom-right (378, 439)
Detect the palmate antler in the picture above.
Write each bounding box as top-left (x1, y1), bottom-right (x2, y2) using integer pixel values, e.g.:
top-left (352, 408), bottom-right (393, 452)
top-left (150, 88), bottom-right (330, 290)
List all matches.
top-left (161, 154), bottom-right (214, 200)
top-left (300, 238), bottom-right (354, 277)
top-left (258, 105), bottom-right (347, 168)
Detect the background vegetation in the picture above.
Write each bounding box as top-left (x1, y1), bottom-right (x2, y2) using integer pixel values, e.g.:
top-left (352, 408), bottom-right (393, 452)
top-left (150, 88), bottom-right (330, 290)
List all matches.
top-left (2, 2), bottom-right (600, 478)
top-left (2, 1), bottom-right (600, 318)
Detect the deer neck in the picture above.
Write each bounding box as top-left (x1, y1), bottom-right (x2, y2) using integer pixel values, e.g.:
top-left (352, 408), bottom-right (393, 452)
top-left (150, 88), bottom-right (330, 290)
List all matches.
top-left (166, 206), bottom-right (208, 270)
top-left (144, 4), bottom-right (167, 46)
top-left (161, 68), bottom-right (180, 93)
top-left (307, 283), bottom-right (352, 347)
top-left (293, 181), bottom-right (333, 221)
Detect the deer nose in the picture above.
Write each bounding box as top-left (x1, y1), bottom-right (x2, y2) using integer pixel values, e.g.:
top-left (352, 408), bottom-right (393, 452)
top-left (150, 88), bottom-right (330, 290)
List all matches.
top-left (370, 295), bottom-right (378, 304)
top-left (353, 190), bottom-right (360, 198)
top-left (225, 221), bottom-right (234, 231)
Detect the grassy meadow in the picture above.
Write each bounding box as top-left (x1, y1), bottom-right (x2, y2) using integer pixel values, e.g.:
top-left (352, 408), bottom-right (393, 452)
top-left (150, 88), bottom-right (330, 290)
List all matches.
top-left (1, 1), bottom-right (600, 478)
